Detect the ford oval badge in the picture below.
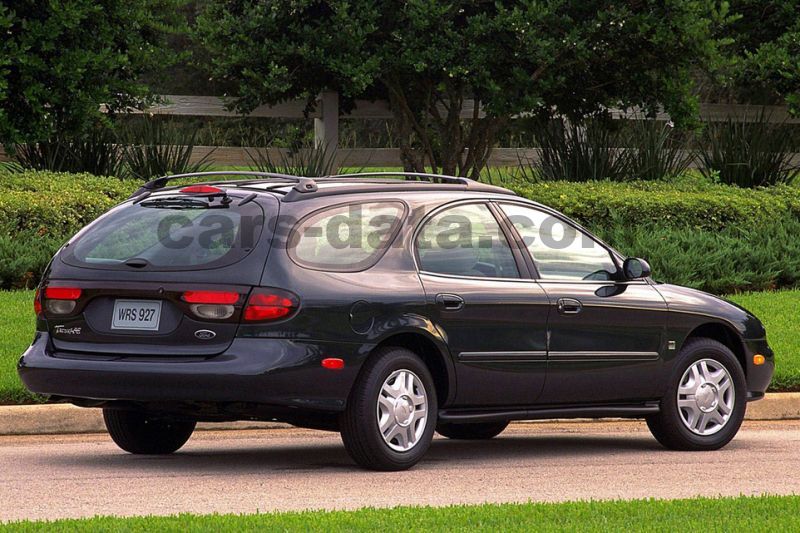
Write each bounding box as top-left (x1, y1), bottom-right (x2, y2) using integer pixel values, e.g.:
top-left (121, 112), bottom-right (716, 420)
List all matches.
top-left (194, 330), bottom-right (217, 340)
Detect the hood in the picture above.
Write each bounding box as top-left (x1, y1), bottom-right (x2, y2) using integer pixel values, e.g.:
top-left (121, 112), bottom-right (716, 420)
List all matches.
top-left (652, 283), bottom-right (766, 340)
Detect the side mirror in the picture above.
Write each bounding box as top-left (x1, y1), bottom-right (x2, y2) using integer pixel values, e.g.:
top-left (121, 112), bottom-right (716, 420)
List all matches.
top-left (623, 257), bottom-right (651, 280)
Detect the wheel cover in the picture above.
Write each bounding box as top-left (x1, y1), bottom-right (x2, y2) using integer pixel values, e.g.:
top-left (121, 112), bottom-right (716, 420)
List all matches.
top-left (376, 369), bottom-right (429, 452)
top-left (677, 358), bottom-right (735, 436)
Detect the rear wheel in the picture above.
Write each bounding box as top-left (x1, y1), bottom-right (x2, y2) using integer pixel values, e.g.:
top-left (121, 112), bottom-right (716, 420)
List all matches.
top-left (340, 347), bottom-right (437, 471)
top-left (646, 338), bottom-right (746, 451)
top-left (103, 409), bottom-right (196, 455)
top-left (437, 421), bottom-right (509, 440)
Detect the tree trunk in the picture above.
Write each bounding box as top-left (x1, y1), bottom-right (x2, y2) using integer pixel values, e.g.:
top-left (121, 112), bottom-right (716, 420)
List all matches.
top-left (383, 79), bottom-right (502, 180)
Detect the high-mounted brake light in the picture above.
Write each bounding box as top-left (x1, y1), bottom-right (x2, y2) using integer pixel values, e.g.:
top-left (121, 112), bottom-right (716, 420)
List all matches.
top-left (182, 291), bottom-right (240, 305)
top-left (244, 289), bottom-right (298, 322)
top-left (181, 185), bottom-right (224, 195)
top-left (44, 287), bottom-right (82, 300)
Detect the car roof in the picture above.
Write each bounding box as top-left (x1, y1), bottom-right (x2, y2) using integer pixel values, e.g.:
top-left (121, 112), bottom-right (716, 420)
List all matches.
top-left (136, 171), bottom-right (517, 203)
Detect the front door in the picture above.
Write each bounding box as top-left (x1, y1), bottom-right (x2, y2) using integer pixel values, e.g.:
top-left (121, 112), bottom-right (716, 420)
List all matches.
top-left (498, 202), bottom-right (668, 404)
top-left (415, 202), bottom-right (550, 407)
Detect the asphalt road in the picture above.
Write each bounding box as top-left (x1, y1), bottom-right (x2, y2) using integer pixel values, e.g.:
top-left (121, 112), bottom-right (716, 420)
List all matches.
top-left (1, 420), bottom-right (799, 522)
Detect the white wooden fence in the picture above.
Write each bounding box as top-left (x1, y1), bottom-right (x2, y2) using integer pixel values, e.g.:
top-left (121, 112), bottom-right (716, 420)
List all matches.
top-left (2, 92), bottom-right (798, 168)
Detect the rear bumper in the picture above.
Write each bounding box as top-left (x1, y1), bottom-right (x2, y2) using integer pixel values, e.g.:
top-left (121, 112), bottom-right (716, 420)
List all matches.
top-left (18, 332), bottom-right (368, 413)
top-left (743, 338), bottom-right (775, 401)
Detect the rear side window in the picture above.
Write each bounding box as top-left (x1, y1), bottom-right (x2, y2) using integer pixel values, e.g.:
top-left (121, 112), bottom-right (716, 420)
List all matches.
top-left (288, 202), bottom-right (406, 272)
top-left (64, 198), bottom-right (265, 271)
top-left (415, 203), bottom-right (519, 279)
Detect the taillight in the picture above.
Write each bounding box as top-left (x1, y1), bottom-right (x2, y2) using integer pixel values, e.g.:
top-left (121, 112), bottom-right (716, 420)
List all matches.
top-left (182, 291), bottom-right (240, 320)
top-left (182, 291), bottom-right (240, 305)
top-left (33, 289), bottom-right (43, 317)
top-left (43, 286), bottom-right (82, 315)
top-left (45, 287), bottom-right (82, 300)
top-left (243, 289), bottom-right (299, 322)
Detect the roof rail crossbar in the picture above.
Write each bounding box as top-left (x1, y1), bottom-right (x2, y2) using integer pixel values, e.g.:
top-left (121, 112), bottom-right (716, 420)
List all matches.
top-left (134, 171), bottom-right (318, 198)
top-left (323, 172), bottom-right (472, 185)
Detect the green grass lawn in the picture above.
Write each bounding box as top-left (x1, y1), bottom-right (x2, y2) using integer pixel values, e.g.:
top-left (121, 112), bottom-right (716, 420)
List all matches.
top-left (0, 290), bottom-right (40, 404)
top-left (0, 290), bottom-right (798, 404)
top-left (729, 291), bottom-right (800, 392)
top-left (2, 495), bottom-right (799, 531)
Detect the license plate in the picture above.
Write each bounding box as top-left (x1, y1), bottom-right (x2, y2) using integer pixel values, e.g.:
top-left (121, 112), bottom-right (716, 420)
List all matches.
top-left (111, 300), bottom-right (162, 331)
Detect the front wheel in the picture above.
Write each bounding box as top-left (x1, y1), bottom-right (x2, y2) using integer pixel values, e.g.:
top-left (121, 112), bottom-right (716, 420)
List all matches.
top-left (103, 409), bottom-right (196, 455)
top-left (340, 347), bottom-right (437, 471)
top-left (647, 338), bottom-right (746, 451)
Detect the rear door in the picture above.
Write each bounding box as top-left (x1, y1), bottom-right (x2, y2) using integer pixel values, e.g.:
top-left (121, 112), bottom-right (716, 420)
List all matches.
top-left (43, 189), bottom-right (276, 356)
top-left (497, 202), bottom-right (668, 404)
top-left (415, 201), bottom-right (550, 407)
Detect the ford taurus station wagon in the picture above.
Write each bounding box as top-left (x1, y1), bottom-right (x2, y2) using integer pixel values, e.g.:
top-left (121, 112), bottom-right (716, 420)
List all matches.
top-left (19, 171), bottom-right (774, 470)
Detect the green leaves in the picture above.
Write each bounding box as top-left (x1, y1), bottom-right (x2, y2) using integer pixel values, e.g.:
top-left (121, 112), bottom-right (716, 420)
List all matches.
top-left (195, 0), bottom-right (722, 176)
top-left (0, 0), bottom-right (186, 145)
top-left (722, 1), bottom-right (800, 113)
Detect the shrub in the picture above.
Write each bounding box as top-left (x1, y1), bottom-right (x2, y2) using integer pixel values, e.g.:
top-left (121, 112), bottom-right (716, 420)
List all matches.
top-left (120, 119), bottom-right (215, 180)
top-left (247, 142), bottom-right (338, 177)
top-left (0, 233), bottom-right (65, 290)
top-left (0, 170), bottom-right (135, 237)
top-left (528, 118), bottom-right (631, 182)
top-left (1, 171), bottom-right (800, 294)
top-left (11, 128), bottom-right (125, 177)
top-left (695, 111), bottom-right (800, 187)
top-left (595, 217), bottom-right (800, 294)
top-left (625, 121), bottom-right (694, 181)
top-left (511, 180), bottom-right (800, 232)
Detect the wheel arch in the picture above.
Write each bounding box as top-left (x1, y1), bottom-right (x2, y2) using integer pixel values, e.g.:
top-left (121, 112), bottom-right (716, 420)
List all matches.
top-left (684, 322), bottom-right (747, 375)
top-left (372, 331), bottom-right (456, 407)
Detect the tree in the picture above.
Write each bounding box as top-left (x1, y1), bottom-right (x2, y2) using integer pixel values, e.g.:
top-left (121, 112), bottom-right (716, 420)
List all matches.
top-left (0, 1), bottom-right (184, 146)
top-left (725, 1), bottom-right (800, 112)
top-left (196, 1), bottom-right (723, 178)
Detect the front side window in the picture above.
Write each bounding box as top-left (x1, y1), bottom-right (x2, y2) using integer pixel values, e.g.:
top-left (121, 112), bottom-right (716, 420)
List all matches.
top-left (288, 202), bottom-right (406, 271)
top-left (500, 203), bottom-right (617, 281)
top-left (416, 203), bottom-right (519, 279)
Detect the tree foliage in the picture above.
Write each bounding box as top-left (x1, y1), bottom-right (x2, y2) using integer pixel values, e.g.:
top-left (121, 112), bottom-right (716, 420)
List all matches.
top-left (196, 0), bottom-right (723, 177)
top-left (0, 0), bottom-right (184, 145)
top-left (726, 1), bottom-right (800, 111)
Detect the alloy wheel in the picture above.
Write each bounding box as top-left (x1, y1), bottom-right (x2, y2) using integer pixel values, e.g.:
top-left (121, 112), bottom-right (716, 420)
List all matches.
top-left (677, 358), bottom-right (735, 436)
top-left (376, 369), bottom-right (429, 452)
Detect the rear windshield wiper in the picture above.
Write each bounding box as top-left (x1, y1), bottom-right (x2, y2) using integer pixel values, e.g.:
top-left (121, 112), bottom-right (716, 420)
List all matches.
top-left (139, 197), bottom-right (227, 209)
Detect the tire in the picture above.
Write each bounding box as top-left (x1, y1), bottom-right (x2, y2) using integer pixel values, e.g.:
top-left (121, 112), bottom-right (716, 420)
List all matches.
top-left (340, 346), bottom-right (437, 471)
top-left (103, 409), bottom-right (196, 455)
top-left (437, 421), bottom-right (508, 440)
top-left (646, 337), bottom-right (747, 451)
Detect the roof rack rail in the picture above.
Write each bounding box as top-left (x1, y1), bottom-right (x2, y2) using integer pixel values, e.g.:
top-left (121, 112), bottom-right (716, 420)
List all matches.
top-left (322, 171), bottom-right (472, 185)
top-left (130, 171), bottom-right (318, 199)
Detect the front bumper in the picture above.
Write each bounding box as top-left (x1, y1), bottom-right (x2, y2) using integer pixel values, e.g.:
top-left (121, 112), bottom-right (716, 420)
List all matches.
top-left (743, 338), bottom-right (775, 400)
top-left (18, 332), bottom-right (368, 412)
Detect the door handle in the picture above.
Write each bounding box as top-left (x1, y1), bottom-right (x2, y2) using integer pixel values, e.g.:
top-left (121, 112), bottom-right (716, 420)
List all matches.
top-left (436, 293), bottom-right (465, 311)
top-left (557, 297), bottom-right (583, 315)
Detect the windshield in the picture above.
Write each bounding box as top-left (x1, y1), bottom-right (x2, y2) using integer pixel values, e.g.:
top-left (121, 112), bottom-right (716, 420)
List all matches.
top-left (64, 197), bottom-right (265, 271)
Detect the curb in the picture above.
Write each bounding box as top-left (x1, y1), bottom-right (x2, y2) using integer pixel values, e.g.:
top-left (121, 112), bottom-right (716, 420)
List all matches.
top-left (1, 393), bottom-right (798, 436)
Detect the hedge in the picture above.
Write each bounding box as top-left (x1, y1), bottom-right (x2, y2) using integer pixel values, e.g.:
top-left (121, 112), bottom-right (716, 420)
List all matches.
top-left (2, 170), bottom-right (800, 293)
top-left (510, 180), bottom-right (800, 232)
top-left (0, 171), bottom-right (134, 237)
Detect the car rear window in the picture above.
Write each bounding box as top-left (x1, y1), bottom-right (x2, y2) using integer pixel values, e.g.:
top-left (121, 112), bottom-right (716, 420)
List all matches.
top-left (288, 201), bottom-right (406, 272)
top-left (63, 197), bottom-right (265, 271)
